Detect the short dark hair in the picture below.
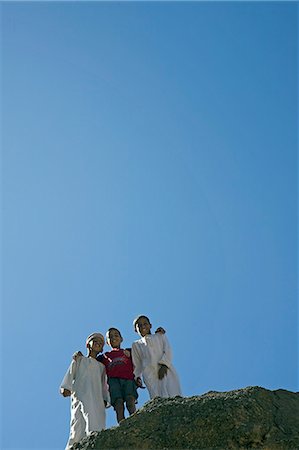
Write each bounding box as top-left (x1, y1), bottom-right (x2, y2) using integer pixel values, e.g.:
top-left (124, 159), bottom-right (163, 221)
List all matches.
top-left (106, 327), bottom-right (122, 338)
top-left (133, 315), bottom-right (151, 331)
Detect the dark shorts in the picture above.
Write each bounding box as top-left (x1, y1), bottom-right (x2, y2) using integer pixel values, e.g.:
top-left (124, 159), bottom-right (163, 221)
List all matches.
top-left (108, 377), bottom-right (138, 407)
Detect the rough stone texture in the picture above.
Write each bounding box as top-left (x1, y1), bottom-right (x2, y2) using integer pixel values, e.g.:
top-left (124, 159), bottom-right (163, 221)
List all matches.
top-left (71, 386), bottom-right (299, 449)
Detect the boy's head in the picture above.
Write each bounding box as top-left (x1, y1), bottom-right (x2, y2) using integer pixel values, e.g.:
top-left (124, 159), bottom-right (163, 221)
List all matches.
top-left (86, 332), bottom-right (105, 355)
top-left (106, 328), bottom-right (123, 349)
top-left (133, 315), bottom-right (152, 337)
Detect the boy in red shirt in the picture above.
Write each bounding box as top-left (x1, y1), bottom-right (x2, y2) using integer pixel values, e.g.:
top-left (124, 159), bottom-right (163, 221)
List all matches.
top-left (102, 328), bottom-right (138, 423)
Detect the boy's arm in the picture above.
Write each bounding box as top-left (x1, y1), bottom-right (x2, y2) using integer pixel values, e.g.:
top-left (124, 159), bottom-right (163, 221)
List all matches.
top-left (124, 348), bottom-right (131, 358)
top-left (97, 353), bottom-right (104, 363)
top-left (155, 327), bottom-right (166, 334)
top-left (158, 334), bottom-right (172, 369)
top-left (60, 388), bottom-right (71, 397)
top-left (72, 351), bottom-right (83, 361)
top-left (131, 342), bottom-right (142, 380)
top-left (101, 366), bottom-right (111, 407)
top-left (157, 334), bottom-right (172, 380)
top-left (158, 365), bottom-right (168, 380)
top-left (60, 360), bottom-right (77, 396)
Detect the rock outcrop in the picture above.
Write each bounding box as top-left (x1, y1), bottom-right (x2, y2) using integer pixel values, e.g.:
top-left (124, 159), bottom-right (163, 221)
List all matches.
top-left (71, 386), bottom-right (299, 449)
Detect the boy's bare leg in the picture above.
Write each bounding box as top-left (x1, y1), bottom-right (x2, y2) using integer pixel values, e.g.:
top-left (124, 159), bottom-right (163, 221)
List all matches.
top-left (126, 395), bottom-right (136, 415)
top-left (114, 399), bottom-right (125, 423)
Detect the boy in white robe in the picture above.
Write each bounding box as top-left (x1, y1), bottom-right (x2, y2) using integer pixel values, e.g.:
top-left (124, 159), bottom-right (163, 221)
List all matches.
top-left (60, 333), bottom-right (110, 450)
top-left (132, 315), bottom-right (182, 399)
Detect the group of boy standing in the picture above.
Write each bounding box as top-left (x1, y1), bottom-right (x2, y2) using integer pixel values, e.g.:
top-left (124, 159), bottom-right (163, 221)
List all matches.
top-left (60, 315), bottom-right (181, 450)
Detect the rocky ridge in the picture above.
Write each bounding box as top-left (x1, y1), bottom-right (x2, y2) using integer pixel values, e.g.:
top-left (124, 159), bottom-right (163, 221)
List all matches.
top-left (71, 386), bottom-right (299, 449)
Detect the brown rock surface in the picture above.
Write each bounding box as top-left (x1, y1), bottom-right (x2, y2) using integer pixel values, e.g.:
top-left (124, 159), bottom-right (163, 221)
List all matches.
top-left (71, 386), bottom-right (299, 449)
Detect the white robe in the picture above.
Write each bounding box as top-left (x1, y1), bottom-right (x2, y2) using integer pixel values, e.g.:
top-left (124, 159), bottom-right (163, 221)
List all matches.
top-left (60, 356), bottom-right (110, 450)
top-left (132, 333), bottom-right (182, 399)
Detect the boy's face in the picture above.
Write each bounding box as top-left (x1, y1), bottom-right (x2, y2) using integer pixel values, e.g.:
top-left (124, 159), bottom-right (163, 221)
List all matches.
top-left (106, 329), bottom-right (123, 349)
top-left (89, 338), bottom-right (104, 354)
top-left (135, 317), bottom-right (152, 337)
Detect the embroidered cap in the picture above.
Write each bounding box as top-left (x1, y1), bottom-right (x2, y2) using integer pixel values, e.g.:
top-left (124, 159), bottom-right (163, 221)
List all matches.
top-left (86, 332), bottom-right (104, 347)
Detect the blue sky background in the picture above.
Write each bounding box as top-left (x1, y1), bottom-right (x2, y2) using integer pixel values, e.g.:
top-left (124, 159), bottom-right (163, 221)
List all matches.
top-left (1, 2), bottom-right (298, 449)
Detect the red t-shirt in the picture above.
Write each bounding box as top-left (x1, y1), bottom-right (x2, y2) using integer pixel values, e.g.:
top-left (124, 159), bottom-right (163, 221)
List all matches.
top-left (101, 348), bottom-right (134, 380)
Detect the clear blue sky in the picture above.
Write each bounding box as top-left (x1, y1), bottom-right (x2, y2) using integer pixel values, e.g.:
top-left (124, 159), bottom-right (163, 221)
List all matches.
top-left (1, 2), bottom-right (298, 449)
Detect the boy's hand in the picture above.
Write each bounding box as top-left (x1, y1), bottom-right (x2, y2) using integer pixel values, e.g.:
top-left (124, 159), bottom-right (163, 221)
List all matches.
top-left (135, 377), bottom-right (145, 389)
top-left (73, 351), bottom-right (83, 361)
top-left (124, 349), bottom-right (131, 358)
top-left (60, 388), bottom-right (71, 397)
top-left (155, 327), bottom-right (166, 334)
top-left (158, 364), bottom-right (168, 380)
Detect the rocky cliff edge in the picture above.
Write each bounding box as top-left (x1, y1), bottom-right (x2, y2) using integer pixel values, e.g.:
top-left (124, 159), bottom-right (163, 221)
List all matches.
top-left (71, 386), bottom-right (299, 449)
